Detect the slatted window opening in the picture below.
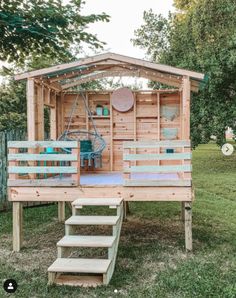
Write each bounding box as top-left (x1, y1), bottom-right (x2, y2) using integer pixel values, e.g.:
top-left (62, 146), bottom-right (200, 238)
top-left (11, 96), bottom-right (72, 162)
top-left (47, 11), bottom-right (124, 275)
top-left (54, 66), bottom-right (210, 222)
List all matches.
top-left (123, 140), bottom-right (192, 187)
top-left (8, 141), bottom-right (80, 187)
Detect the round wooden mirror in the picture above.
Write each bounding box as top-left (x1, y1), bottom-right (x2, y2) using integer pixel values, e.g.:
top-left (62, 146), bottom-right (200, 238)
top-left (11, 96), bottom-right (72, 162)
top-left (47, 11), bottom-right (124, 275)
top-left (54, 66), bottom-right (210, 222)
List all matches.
top-left (111, 87), bottom-right (134, 112)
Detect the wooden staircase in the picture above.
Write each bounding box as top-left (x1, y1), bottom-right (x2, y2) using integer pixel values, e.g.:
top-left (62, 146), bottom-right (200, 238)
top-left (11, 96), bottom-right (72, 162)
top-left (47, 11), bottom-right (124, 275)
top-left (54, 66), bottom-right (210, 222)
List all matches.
top-left (48, 197), bottom-right (123, 287)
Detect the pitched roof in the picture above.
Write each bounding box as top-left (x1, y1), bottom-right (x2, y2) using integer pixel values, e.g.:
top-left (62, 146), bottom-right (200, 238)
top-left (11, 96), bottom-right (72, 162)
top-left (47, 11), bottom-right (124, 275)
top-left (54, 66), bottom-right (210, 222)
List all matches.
top-left (14, 52), bottom-right (204, 81)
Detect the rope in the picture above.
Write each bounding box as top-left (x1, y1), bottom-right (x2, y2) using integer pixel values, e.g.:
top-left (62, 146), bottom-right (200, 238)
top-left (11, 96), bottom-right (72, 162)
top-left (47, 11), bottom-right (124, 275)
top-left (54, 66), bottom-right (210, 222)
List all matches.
top-left (64, 91), bottom-right (101, 137)
top-left (79, 91), bottom-right (99, 136)
top-left (65, 93), bottom-right (80, 136)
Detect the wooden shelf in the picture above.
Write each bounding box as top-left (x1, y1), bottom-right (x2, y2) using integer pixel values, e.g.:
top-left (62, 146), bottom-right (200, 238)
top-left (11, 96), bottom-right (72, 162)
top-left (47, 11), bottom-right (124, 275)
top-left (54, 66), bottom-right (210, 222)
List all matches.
top-left (113, 138), bottom-right (134, 141)
top-left (92, 116), bottom-right (110, 119)
top-left (160, 121), bottom-right (180, 125)
top-left (136, 115), bottom-right (158, 118)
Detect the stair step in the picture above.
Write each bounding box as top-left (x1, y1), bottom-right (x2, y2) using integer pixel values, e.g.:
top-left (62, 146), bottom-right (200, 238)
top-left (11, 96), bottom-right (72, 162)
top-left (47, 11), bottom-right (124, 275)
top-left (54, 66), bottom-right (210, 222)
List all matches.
top-left (57, 235), bottom-right (115, 248)
top-left (65, 215), bottom-right (119, 226)
top-left (54, 274), bottom-right (103, 287)
top-left (48, 258), bottom-right (111, 274)
top-left (72, 198), bottom-right (123, 208)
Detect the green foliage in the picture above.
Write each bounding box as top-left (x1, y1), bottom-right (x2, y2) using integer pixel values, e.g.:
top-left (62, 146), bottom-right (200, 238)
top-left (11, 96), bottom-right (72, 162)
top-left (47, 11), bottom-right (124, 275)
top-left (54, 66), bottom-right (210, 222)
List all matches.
top-left (0, 77), bottom-right (27, 131)
top-left (0, 0), bottom-right (109, 63)
top-left (133, 1), bottom-right (236, 146)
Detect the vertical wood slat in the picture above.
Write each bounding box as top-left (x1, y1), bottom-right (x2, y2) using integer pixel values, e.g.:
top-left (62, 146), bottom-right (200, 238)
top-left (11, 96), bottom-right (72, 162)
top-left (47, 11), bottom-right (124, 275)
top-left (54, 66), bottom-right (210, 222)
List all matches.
top-left (133, 93), bottom-right (137, 166)
top-left (27, 78), bottom-right (36, 140)
top-left (8, 148), bottom-right (18, 180)
top-left (61, 93), bottom-right (65, 134)
top-left (71, 144), bottom-right (80, 185)
top-left (27, 79), bottom-right (37, 179)
top-left (182, 77), bottom-right (191, 180)
top-left (182, 76), bottom-right (191, 140)
top-left (123, 148), bottom-right (131, 181)
top-left (157, 92), bottom-right (160, 166)
top-left (36, 84), bottom-right (44, 141)
top-left (50, 92), bottom-right (57, 140)
top-left (109, 92), bottom-right (113, 171)
top-left (56, 93), bottom-right (62, 137)
top-left (86, 92), bottom-right (89, 139)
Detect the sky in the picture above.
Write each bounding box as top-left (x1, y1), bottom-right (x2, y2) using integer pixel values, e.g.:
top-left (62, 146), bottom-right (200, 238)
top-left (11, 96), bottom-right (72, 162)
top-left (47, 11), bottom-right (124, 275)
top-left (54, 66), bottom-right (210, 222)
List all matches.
top-left (81, 0), bottom-right (174, 58)
top-left (0, 1), bottom-right (174, 84)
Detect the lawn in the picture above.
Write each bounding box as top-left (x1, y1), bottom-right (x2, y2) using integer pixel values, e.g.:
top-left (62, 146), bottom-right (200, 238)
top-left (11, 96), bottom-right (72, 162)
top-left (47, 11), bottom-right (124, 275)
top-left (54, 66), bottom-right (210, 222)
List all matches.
top-left (0, 143), bottom-right (236, 297)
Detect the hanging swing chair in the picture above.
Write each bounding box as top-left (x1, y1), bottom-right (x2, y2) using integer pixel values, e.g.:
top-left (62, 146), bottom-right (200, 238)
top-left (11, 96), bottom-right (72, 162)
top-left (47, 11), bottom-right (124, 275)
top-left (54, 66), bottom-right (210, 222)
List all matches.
top-left (58, 92), bottom-right (106, 168)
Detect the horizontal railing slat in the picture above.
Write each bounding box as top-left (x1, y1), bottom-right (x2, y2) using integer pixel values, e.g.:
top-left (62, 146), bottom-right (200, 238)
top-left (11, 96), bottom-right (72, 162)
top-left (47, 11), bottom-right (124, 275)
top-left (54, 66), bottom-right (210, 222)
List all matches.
top-left (124, 165), bottom-right (192, 173)
top-left (124, 179), bottom-right (191, 187)
top-left (8, 141), bottom-right (79, 148)
top-left (123, 140), bottom-right (190, 149)
top-left (124, 153), bottom-right (191, 161)
top-left (8, 179), bottom-right (78, 187)
top-left (8, 154), bottom-right (77, 161)
top-left (8, 166), bottom-right (77, 174)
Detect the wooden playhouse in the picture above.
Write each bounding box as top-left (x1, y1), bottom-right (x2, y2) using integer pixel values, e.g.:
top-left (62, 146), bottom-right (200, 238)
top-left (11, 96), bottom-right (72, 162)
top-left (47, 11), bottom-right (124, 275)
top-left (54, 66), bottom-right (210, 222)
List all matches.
top-left (8, 53), bottom-right (204, 286)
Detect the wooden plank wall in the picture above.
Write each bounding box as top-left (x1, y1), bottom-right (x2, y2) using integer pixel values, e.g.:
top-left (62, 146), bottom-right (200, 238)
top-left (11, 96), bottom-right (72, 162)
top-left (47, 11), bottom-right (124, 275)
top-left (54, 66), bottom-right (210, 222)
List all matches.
top-left (63, 90), bottom-right (182, 172)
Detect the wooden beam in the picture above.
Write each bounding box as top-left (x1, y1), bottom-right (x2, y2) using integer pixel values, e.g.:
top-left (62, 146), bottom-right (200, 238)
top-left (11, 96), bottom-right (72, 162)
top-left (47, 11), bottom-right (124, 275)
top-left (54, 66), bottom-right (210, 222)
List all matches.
top-left (124, 140), bottom-right (190, 149)
top-left (34, 79), bottom-right (61, 92)
top-left (8, 140), bottom-right (79, 148)
top-left (48, 65), bottom-right (115, 83)
top-left (14, 52), bottom-right (204, 81)
top-left (58, 202), bottom-right (65, 222)
top-left (109, 92), bottom-right (113, 171)
top-left (184, 202), bottom-right (192, 251)
top-left (50, 93), bottom-right (57, 140)
top-left (13, 202), bottom-right (23, 251)
top-left (61, 70), bottom-right (140, 90)
top-left (27, 78), bottom-right (36, 140)
top-left (8, 186), bottom-right (193, 202)
top-left (182, 76), bottom-right (191, 139)
top-left (35, 84), bottom-right (44, 140)
top-left (157, 92), bottom-right (160, 166)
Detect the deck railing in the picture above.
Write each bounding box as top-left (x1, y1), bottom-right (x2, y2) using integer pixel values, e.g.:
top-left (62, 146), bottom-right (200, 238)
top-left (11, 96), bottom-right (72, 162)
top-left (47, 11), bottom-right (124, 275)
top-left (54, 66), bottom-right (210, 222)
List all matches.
top-left (123, 140), bottom-right (191, 187)
top-left (8, 141), bottom-right (80, 187)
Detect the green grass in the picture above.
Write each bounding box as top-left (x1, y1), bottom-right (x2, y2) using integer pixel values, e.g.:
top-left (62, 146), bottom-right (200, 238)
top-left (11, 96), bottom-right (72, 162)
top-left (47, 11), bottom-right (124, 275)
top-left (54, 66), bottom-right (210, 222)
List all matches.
top-left (1, 142), bottom-right (236, 297)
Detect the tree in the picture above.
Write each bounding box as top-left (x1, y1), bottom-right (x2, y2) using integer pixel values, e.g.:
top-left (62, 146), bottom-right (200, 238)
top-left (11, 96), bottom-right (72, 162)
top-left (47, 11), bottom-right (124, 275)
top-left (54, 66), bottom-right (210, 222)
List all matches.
top-left (0, 77), bottom-right (26, 131)
top-left (133, 1), bottom-right (236, 146)
top-left (0, 0), bottom-right (109, 63)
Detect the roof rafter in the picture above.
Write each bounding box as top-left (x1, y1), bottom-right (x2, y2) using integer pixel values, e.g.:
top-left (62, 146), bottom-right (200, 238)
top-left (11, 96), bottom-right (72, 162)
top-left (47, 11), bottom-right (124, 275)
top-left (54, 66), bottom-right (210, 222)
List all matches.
top-left (14, 52), bottom-right (205, 81)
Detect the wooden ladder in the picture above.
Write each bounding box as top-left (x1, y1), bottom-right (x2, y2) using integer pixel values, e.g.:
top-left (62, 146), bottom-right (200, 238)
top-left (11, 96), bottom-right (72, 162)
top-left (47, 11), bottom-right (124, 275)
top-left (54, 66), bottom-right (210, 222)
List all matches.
top-left (48, 197), bottom-right (123, 287)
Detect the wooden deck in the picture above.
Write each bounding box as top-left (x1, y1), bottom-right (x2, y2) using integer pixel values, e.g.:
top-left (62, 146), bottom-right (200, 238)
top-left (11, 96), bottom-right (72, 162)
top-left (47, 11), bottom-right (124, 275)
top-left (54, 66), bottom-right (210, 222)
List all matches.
top-left (8, 172), bottom-right (192, 202)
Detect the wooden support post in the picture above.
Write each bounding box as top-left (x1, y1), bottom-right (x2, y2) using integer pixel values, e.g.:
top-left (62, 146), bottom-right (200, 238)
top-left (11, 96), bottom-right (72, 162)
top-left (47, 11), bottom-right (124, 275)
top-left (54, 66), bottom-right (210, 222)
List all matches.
top-left (123, 201), bottom-right (130, 221)
top-left (58, 202), bottom-right (65, 222)
top-left (184, 202), bottom-right (192, 251)
top-left (48, 272), bottom-right (56, 285)
top-left (13, 202), bottom-right (23, 252)
top-left (181, 201), bottom-right (185, 221)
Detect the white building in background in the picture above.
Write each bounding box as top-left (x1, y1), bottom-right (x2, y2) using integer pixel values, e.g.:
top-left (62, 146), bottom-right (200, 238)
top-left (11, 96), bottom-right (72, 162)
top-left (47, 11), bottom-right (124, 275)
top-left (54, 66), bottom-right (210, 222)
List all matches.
top-left (225, 127), bottom-right (235, 139)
